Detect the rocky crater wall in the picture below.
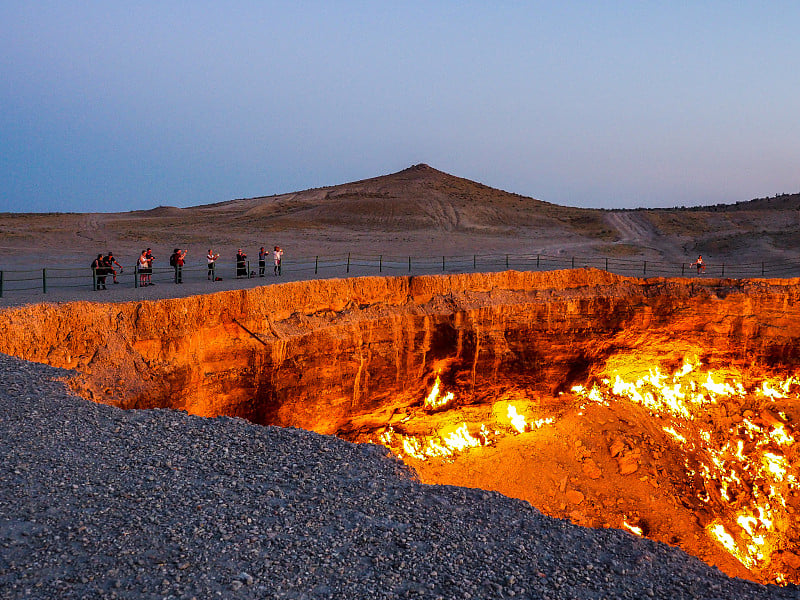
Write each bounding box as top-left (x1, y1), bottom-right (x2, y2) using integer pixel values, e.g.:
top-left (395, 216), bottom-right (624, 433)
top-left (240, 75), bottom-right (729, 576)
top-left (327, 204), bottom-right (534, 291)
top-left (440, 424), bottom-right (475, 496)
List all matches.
top-left (2, 270), bottom-right (800, 433)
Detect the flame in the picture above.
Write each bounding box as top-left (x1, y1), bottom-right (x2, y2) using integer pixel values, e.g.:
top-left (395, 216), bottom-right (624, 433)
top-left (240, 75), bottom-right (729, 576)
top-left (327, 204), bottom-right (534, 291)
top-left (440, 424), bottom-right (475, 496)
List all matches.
top-left (708, 523), bottom-right (753, 568)
top-left (662, 426), bottom-right (687, 444)
top-left (546, 357), bottom-right (800, 577)
top-left (425, 374), bottom-right (454, 409)
top-left (507, 405), bottom-right (527, 433)
top-left (623, 520), bottom-right (644, 536)
top-left (763, 452), bottom-right (788, 481)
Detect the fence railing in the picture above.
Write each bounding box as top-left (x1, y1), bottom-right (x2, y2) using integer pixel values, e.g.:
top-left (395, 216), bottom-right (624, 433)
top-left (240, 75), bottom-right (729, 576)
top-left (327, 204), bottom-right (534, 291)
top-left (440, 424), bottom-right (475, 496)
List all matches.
top-left (1, 253), bottom-right (798, 299)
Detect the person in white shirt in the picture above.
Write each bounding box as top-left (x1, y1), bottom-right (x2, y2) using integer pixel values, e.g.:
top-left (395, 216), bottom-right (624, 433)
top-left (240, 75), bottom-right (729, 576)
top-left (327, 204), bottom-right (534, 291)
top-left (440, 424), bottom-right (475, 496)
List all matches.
top-left (207, 249), bottom-right (219, 281)
top-left (273, 246), bottom-right (283, 276)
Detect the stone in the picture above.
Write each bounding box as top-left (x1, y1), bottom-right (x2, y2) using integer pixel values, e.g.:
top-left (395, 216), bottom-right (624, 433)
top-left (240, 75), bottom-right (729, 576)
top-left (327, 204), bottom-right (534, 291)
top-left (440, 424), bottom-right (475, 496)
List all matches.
top-left (565, 490), bottom-right (585, 505)
top-left (617, 455), bottom-right (639, 476)
top-left (582, 459), bottom-right (602, 479)
top-left (609, 439), bottom-right (626, 458)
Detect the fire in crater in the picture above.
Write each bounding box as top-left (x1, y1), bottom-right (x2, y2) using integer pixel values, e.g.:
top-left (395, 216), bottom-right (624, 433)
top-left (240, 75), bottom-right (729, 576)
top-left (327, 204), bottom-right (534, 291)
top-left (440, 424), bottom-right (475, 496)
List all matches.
top-left (360, 356), bottom-right (800, 585)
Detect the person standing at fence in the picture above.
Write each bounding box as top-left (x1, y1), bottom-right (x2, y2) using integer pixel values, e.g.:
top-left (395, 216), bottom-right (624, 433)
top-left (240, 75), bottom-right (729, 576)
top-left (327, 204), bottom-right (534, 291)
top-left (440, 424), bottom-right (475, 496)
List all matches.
top-left (207, 249), bottom-right (219, 280)
top-left (106, 252), bottom-right (123, 284)
top-left (138, 250), bottom-right (149, 287)
top-left (171, 248), bottom-right (187, 283)
top-left (91, 254), bottom-right (107, 290)
top-left (236, 249), bottom-right (247, 278)
top-left (692, 255), bottom-right (705, 274)
top-left (273, 245), bottom-right (283, 276)
top-left (144, 248), bottom-right (155, 286)
top-left (258, 246), bottom-right (267, 277)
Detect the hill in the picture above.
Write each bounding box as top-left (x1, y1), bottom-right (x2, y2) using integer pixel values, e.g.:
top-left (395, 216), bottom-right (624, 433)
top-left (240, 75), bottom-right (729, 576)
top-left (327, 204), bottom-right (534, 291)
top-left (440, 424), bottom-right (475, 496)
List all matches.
top-left (1, 164), bottom-right (799, 268)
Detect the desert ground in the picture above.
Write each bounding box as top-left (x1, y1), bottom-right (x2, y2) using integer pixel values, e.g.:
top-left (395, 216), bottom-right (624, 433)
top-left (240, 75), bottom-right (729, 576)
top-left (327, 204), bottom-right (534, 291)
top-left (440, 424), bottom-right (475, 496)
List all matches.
top-left (2, 163), bottom-right (800, 276)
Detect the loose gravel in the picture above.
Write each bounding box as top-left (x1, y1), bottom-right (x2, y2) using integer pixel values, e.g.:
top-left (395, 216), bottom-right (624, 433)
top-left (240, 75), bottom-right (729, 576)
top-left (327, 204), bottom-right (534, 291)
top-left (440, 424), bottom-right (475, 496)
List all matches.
top-left (1, 353), bottom-right (797, 600)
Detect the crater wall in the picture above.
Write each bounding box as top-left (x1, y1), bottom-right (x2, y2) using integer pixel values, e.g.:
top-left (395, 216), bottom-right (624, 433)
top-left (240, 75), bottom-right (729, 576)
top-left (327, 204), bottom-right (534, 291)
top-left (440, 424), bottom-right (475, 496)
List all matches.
top-left (2, 270), bottom-right (800, 432)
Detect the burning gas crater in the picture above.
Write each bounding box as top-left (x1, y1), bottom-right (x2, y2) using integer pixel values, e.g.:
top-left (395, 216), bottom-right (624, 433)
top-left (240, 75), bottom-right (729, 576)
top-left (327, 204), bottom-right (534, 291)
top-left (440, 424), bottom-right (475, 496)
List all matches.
top-left (3, 271), bottom-right (800, 584)
top-left (355, 358), bottom-right (800, 585)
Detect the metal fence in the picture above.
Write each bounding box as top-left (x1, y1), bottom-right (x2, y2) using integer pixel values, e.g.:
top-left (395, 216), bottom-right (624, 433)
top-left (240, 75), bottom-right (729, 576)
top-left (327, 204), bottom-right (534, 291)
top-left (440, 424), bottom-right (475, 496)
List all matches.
top-left (1, 252), bottom-right (799, 299)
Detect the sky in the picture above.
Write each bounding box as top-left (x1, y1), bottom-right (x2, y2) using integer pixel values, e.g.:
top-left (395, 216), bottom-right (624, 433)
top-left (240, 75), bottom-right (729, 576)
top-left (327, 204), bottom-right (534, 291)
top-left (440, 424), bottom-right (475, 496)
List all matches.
top-left (2, 2), bottom-right (800, 213)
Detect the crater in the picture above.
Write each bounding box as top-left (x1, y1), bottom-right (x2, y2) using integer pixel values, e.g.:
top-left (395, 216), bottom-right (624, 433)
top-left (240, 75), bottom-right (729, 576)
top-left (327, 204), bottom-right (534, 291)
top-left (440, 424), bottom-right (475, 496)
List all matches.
top-left (1, 269), bottom-right (799, 584)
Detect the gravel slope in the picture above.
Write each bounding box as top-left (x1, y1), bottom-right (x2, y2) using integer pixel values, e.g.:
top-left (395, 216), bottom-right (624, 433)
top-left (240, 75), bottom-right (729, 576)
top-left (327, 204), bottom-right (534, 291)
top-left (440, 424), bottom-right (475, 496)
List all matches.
top-left (1, 353), bottom-right (797, 600)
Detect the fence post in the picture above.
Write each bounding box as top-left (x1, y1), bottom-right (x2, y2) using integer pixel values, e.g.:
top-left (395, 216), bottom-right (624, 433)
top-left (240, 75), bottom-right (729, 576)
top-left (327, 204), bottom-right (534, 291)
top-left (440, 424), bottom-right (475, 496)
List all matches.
top-left (722, 264), bottom-right (725, 277)
top-left (442, 256), bottom-right (445, 272)
top-left (473, 255), bottom-right (476, 270)
top-left (347, 253), bottom-right (351, 274)
top-left (379, 255), bottom-right (382, 273)
top-left (92, 267), bottom-right (97, 291)
top-left (42, 268), bottom-right (47, 294)
top-left (134, 264), bottom-right (139, 288)
top-left (537, 255), bottom-right (540, 268)
top-left (315, 256), bottom-right (318, 275)
top-left (505, 254), bottom-right (509, 269)
top-left (0, 270), bottom-right (3, 298)
top-left (408, 256), bottom-right (411, 272)
top-left (571, 257), bottom-right (575, 268)
top-left (681, 263), bottom-right (685, 276)
top-left (762, 262), bottom-right (765, 276)
top-left (605, 257), bottom-right (608, 271)
top-left (643, 261), bottom-right (647, 276)
top-left (247, 260), bottom-right (250, 277)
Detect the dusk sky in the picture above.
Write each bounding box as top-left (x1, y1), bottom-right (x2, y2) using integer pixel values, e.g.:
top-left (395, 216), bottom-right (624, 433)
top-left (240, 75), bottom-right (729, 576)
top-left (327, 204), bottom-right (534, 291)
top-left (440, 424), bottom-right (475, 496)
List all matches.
top-left (2, 2), bottom-right (799, 213)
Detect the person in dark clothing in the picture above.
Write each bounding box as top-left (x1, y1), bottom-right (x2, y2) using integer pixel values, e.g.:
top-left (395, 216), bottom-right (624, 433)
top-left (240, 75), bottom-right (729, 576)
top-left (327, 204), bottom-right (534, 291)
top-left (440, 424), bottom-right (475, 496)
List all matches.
top-left (106, 252), bottom-right (123, 284)
top-left (236, 249), bottom-right (247, 278)
top-left (144, 248), bottom-right (155, 286)
top-left (92, 254), bottom-right (107, 290)
top-left (258, 247), bottom-right (267, 277)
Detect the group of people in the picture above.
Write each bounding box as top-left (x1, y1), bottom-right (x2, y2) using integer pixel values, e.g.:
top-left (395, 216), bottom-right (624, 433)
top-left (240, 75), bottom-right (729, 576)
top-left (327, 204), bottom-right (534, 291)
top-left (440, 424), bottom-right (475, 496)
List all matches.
top-left (231, 246), bottom-right (284, 279)
top-left (90, 252), bottom-right (123, 290)
top-left (137, 248), bottom-right (156, 287)
top-left (114, 246), bottom-right (286, 286)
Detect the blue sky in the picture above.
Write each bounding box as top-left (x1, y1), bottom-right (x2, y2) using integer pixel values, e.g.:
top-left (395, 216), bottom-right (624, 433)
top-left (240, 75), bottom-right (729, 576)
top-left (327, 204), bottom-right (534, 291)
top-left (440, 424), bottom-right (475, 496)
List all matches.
top-left (2, 2), bottom-right (799, 213)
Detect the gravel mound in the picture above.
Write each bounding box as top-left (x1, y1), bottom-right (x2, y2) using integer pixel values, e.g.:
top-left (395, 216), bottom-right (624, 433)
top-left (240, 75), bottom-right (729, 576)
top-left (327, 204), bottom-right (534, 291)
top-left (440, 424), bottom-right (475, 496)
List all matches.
top-left (1, 353), bottom-right (797, 600)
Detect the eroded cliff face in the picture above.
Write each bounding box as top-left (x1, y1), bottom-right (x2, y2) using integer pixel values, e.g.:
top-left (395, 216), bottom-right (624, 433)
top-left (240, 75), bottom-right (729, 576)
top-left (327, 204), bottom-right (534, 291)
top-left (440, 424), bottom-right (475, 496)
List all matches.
top-left (1, 269), bottom-right (799, 584)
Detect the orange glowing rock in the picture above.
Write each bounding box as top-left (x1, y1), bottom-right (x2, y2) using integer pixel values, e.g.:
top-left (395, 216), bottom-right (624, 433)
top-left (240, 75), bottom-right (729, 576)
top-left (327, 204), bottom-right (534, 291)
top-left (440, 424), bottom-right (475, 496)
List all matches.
top-left (566, 490), bottom-right (585, 505)
top-left (617, 455), bottom-right (639, 476)
top-left (582, 459), bottom-right (602, 479)
top-left (609, 438), bottom-right (626, 458)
